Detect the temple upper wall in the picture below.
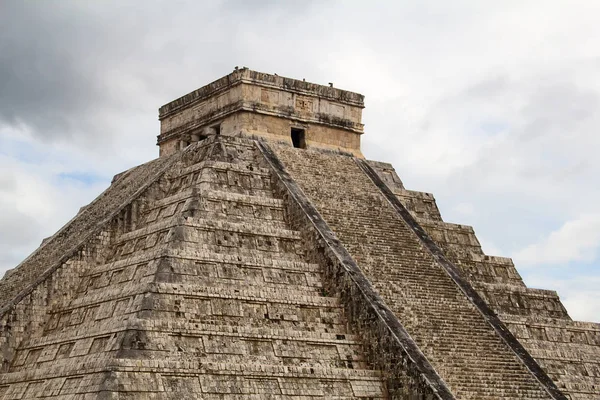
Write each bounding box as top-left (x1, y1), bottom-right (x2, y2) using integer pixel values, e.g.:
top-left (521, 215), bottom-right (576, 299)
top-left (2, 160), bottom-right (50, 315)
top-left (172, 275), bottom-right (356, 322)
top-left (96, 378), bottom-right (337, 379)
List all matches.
top-left (157, 68), bottom-right (365, 157)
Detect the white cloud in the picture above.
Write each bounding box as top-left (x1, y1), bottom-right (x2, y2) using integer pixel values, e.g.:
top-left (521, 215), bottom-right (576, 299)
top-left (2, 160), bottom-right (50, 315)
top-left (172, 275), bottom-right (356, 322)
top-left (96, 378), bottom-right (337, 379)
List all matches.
top-left (514, 214), bottom-right (600, 266)
top-left (452, 203), bottom-right (475, 218)
top-left (562, 283), bottom-right (600, 323)
top-left (0, 131), bottom-right (109, 276)
top-left (476, 237), bottom-right (503, 258)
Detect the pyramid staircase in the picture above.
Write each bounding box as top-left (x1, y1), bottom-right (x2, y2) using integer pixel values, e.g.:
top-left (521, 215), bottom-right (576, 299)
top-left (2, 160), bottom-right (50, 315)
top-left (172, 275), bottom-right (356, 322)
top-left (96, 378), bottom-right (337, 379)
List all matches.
top-left (368, 159), bottom-right (600, 399)
top-left (4, 64), bottom-right (598, 398)
top-left (2, 134), bottom-right (597, 399)
top-left (271, 144), bottom-right (561, 400)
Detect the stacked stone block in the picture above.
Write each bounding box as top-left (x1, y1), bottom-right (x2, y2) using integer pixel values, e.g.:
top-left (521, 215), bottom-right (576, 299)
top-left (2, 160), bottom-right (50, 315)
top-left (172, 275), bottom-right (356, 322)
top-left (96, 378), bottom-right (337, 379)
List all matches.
top-left (2, 132), bottom-right (599, 398)
top-left (274, 144), bottom-right (556, 399)
top-left (367, 156), bottom-right (600, 399)
top-left (0, 137), bottom-right (387, 399)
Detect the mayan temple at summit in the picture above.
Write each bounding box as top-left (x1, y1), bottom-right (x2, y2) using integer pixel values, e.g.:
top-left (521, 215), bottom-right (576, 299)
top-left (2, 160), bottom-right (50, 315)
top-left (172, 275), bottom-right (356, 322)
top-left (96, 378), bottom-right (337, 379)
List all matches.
top-left (1, 68), bottom-right (599, 400)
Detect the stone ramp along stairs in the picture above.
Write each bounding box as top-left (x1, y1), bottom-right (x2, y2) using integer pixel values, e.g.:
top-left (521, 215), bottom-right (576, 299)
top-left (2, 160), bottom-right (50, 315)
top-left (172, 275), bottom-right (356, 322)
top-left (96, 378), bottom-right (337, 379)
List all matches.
top-left (364, 156), bottom-right (600, 399)
top-left (0, 137), bottom-right (387, 399)
top-left (271, 143), bottom-right (565, 400)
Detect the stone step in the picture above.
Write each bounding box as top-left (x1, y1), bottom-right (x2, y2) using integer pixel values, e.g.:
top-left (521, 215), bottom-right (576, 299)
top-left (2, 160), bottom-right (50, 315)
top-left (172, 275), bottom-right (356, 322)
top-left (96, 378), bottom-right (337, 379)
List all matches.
top-left (141, 320), bottom-right (361, 343)
top-left (33, 301), bottom-right (353, 349)
top-left (46, 281), bottom-right (342, 326)
top-left (392, 188), bottom-right (442, 222)
top-left (152, 282), bottom-right (338, 307)
top-left (0, 355), bottom-right (385, 393)
top-left (85, 248), bottom-right (322, 281)
top-left (108, 218), bottom-right (304, 263)
top-left (161, 243), bottom-right (306, 263)
top-left (477, 284), bottom-right (569, 319)
top-left (457, 253), bottom-right (526, 287)
top-left (195, 180), bottom-right (275, 198)
top-left (3, 374), bottom-right (386, 400)
top-left (116, 216), bottom-right (300, 245)
top-left (17, 318), bottom-right (364, 360)
top-left (180, 160), bottom-right (272, 179)
top-left (119, 351), bottom-right (367, 372)
top-left (521, 340), bottom-right (600, 360)
top-left (157, 158), bottom-right (275, 199)
top-left (194, 161), bottom-right (274, 196)
top-left (118, 333), bottom-right (369, 367)
top-left (551, 378), bottom-right (600, 398)
top-left (153, 270), bottom-right (323, 291)
top-left (163, 158), bottom-right (274, 193)
top-left (273, 145), bottom-right (550, 398)
top-left (149, 171), bottom-right (281, 216)
top-left (202, 188), bottom-right (284, 208)
top-left (115, 358), bottom-right (386, 381)
top-left (38, 313), bottom-right (351, 353)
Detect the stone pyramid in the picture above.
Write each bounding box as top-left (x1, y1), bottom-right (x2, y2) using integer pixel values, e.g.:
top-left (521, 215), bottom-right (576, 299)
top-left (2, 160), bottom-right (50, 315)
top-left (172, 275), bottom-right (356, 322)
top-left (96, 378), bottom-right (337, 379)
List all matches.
top-left (0, 68), bottom-right (598, 399)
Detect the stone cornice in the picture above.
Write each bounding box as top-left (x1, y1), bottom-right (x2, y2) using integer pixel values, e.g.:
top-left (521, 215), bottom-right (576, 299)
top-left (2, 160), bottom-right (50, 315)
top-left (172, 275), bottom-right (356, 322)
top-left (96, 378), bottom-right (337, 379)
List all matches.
top-left (158, 68), bottom-right (365, 120)
top-left (157, 101), bottom-right (364, 145)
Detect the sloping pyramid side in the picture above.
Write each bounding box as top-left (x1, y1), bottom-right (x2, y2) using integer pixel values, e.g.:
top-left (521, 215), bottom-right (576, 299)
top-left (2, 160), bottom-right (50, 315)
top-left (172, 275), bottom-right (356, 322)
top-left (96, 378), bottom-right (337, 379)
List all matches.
top-left (0, 137), bottom-right (388, 399)
top-left (366, 162), bottom-right (600, 399)
top-left (272, 144), bottom-right (559, 399)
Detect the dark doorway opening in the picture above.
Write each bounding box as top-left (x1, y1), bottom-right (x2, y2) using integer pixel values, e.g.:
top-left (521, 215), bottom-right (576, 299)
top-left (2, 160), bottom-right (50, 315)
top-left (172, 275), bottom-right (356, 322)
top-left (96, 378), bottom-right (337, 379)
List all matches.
top-left (291, 128), bottom-right (306, 149)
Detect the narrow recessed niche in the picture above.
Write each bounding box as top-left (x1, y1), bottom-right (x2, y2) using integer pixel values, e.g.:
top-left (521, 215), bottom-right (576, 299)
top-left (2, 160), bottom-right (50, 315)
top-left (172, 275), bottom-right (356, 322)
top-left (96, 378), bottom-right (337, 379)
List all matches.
top-left (291, 128), bottom-right (306, 149)
top-left (190, 134), bottom-right (207, 142)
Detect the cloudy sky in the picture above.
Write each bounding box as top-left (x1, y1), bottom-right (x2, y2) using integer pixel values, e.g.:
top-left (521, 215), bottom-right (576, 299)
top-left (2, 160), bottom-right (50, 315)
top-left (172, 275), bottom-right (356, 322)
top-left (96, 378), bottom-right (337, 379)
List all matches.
top-left (1, 0), bottom-right (599, 322)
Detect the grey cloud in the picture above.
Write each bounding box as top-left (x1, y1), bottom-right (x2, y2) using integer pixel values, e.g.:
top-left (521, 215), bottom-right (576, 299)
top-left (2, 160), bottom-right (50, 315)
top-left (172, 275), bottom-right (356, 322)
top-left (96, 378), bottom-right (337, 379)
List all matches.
top-left (519, 83), bottom-right (599, 141)
top-left (463, 75), bottom-right (511, 99)
top-left (439, 76), bottom-right (600, 181)
top-left (0, 0), bottom-right (326, 151)
top-left (0, 205), bottom-right (41, 246)
top-left (0, 201), bottom-right (42, 276)
top-left (0, 1), bottom-right (213, 146)
top-left (0, 2), bottom-right (112, 142)
top-left (446, 78), bottom-right (600, 247)
top-left (221, 0), bottom-right (321, 13)
top-left (373, 69), bottom-right (600, 262)
top-left (0, 174), bottom-right (17, 193)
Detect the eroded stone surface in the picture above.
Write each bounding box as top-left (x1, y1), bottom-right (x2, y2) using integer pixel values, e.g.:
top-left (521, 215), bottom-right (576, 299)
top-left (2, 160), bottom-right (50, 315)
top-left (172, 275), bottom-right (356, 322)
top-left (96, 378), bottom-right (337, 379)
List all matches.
top-left (2, 70), bottom-right (599, 399)
top-left (364, 157), bottom-right (600, 400)
top-left (0, 137), bottom-right (387, 399)
top-left (274, 144), bottom-right (559, 399)
top-left (157, 68), bottom-right (365, 158)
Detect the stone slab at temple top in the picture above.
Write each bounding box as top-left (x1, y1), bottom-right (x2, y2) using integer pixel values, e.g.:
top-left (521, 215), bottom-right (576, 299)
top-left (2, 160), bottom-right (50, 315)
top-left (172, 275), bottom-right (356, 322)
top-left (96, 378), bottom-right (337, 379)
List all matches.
top-left (157, 67), bottom-right (365, 157)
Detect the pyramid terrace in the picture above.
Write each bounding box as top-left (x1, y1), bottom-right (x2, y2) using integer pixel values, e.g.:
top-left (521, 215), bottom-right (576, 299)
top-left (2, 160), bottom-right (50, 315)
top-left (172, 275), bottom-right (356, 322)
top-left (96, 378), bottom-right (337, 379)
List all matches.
top-left (0, 69), bottom-right (599, 399)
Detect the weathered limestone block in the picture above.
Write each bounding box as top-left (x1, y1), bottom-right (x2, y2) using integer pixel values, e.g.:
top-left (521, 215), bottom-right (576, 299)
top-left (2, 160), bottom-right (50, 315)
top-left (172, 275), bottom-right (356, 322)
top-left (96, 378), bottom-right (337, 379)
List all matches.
top-left (501, 315), bottom-right (600, 398)
top-left (399, 190), bottom-right (443, 221)
top-left (371, 146), bottom-right (600, 399)
top-left (3, 68), bottom-right (599, 399)
top-left (0, 136), bottom-right (388, 399)
top-left (273, 143), bottom-right (557, 399)
top-left (478, 284), bottom-right (570, 319)
top-left (416, 219), bottom-right (484, 260)
top-left (158, 68), bottom-right (365, 157)
top-left (456, 253), bottom-right (526, 286)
